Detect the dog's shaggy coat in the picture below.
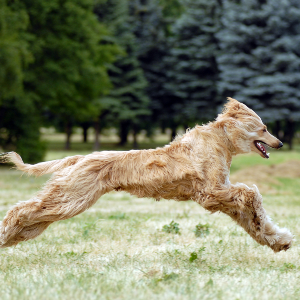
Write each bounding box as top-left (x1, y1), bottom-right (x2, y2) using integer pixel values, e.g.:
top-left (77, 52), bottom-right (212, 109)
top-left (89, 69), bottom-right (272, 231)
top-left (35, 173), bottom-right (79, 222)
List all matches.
top-left (0, 98), bottom-right (293, 251)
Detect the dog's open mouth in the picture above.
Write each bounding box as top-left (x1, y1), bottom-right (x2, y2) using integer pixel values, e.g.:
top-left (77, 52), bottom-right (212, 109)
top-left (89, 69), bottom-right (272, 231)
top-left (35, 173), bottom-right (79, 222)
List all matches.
top-left (254, 141), bottom-right (270, 158)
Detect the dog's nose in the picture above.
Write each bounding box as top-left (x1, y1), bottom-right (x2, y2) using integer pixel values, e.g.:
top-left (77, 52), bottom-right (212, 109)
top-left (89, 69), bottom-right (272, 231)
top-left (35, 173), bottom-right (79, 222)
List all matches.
top-left (278, 142), bottom-right (283, 148)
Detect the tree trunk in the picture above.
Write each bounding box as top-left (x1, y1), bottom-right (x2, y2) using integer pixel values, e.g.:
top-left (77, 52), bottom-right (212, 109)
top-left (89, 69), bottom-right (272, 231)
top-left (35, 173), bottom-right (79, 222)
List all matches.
top-left (65, 122), bottom-right (72, 150)
top-left (119, 121), bottom-right (129, 146)
top-left (94, 117), bottom-right (101, 150)
top-left (284, 119), bottom-right (295, 150)
top-left (170, 125), bottom-right (177, 141)
top-left (132, 125), bottom-right (139, 149)
top-left (273, 120), bottom-right (281, 139)
top-left (82, 123), bottom-right (89, 143)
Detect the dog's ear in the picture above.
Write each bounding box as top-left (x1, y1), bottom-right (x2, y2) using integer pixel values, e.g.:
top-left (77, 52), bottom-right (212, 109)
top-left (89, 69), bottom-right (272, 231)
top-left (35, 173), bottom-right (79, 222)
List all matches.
top-left (222, 97), bottom-right (241, 119)
top-left (219, 97), bottom-right (258, 120)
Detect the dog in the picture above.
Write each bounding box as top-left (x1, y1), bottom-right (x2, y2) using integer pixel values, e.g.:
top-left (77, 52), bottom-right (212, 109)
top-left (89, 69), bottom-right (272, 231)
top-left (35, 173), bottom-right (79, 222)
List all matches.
top-left (0, 98), bottom-right (293, 251)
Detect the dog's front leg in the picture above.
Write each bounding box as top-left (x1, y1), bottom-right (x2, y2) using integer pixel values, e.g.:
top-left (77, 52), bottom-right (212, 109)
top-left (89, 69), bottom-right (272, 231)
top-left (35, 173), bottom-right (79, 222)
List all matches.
top-left (195, 183), bottom-right (293, 252)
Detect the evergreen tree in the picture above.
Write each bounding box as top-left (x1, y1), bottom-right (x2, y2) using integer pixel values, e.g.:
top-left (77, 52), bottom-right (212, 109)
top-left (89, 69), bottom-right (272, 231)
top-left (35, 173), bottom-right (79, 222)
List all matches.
top-left (218, 0), bottom-right (300, 148)
top-left (130, 0), bottom-right (221, 139)
top-left (128, 0), bottom-right (176, 138)
top-left (95, 0), bottom-right (150, 147)
top-left (163, 0), bottom-right (222, 135)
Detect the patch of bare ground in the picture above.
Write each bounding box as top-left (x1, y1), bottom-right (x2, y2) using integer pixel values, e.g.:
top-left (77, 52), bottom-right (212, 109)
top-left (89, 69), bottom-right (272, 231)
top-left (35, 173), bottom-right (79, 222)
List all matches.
top-left (230, 160), bottom-right (300, 194)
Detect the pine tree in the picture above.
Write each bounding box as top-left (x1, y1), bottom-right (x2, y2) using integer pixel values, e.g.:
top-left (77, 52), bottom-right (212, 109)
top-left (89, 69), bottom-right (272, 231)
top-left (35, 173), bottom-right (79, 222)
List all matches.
top-left (217, 0), bottom-right (300, 148)
top-left (162, 0), bottom-right (222, 135)
top-left (127, 0), bottom-right (177, 139)
top-left (95, 0), bottom-right (150, 147)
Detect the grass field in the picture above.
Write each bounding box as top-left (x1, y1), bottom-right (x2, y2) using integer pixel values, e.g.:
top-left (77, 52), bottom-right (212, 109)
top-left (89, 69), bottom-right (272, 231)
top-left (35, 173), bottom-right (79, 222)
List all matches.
top-left (1, 140), bottom-right (300, 299)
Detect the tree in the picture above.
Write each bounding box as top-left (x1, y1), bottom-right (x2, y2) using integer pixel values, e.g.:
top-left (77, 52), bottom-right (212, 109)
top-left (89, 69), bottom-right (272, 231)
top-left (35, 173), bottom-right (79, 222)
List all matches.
top-left (162, 0), bottom-right (222, 136)
top-left (0, 0), bottom-right (45, 162)
top-left (15, 0), bottom-right (120, 149)
top-left (95, 0), bottom-right (150, 148)
top-left (129, 0), bottom-right (221, 140)
top-left (0, 98), bottom-right (46, 162)
top-left (0, 0), bottom-right (30, 103)
top-left (217, 0), bottom-right (300, 148)
top-left (127, 0), bottom-right (176, 139)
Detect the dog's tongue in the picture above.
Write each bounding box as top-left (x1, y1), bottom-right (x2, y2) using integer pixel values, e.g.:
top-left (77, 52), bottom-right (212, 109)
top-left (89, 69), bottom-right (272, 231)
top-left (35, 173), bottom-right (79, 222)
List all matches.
top-left (257, 142), bottom-right (266, 153)
top-left (256, 142), bottom-right (269, 158)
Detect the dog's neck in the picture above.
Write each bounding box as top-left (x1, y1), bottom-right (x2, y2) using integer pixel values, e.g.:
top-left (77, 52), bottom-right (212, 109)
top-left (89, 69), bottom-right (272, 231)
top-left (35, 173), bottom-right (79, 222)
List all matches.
top-left (218, 124), bottom-right (238, 156)
top-left (178, 123), bottom-right (236, 172)
top-left (180, 123), bottom-right (236, 155)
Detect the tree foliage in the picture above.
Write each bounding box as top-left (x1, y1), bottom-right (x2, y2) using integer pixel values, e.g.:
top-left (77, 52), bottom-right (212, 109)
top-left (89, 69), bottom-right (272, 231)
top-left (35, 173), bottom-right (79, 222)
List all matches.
top-left (218, 0), bottom-right (300, 148)
top-left (0, 0), bottom-right (31, 102)
top-left (163, 0), bottom-right (222, 131)
top-left (2, 0), bottom-right (300, 154)
top-left (0, 0), bottom-right (45, 162)
top-left (15, 0), bottom-right (120, 149)
top-left (218, 0), bottom-right (300, 121)
top-left (128, 0), bottom-right (176, 138)
top-left (96, 0), bottom-right (150, 146)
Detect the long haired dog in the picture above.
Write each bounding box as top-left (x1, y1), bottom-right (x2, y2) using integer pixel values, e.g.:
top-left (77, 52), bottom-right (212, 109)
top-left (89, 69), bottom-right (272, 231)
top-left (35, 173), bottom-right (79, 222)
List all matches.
top-left (0, 98), bottom-right (293, 251)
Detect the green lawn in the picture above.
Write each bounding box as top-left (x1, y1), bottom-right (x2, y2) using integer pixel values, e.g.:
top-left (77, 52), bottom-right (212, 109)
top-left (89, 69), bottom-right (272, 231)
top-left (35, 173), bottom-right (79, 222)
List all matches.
top-left (0, 147), bottom-right (300, 299)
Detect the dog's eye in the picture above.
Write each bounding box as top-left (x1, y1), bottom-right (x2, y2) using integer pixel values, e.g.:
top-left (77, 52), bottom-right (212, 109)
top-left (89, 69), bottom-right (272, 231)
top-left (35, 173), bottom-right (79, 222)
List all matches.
top-left (263, 128), bottom-right (267, 132)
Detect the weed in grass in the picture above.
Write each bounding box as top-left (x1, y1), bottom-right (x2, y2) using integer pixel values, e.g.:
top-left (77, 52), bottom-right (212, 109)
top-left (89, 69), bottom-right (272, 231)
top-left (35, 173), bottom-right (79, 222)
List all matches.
top-left (63, 251), bottom-right (78, 258)
top-left (198, 246), bottom-right (206, 254)
top-left (176, 209), bottom-right (190, 219)
top-left (189, 252), bottom-right (198, 262)
top-left (81, 221), bottom-right (98, 238)
top-left (162, 220), bottom-right (180, 234)
top-left (207, 265), bottom-right (228, 273)
top-left (60, 251), bottom-right (87, 261)
top-left (108, 213), bottom-right (126, 219)
top-left (188, 247), bottom-right (206, 263)
top-left (280, 263), bottom-right (297, 272)
top-left (205, 278), bottom-right (214, 288)
top-left (161, 272), bottom-right (179, 281)
top-left (194, 223), bottom-right (210, 237)
top-left (152, 272), bottom-right (179, 284)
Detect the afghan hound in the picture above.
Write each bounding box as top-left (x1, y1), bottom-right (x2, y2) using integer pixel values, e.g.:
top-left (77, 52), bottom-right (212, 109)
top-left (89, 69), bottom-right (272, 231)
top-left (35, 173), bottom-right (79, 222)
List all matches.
top-left (0, 98), bottom-right (293, 252)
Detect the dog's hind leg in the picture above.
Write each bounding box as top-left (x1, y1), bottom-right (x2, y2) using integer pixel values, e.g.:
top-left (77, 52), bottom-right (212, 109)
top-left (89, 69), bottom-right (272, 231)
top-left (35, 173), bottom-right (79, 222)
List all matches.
top-left (197, 183), bottom-right (293, 252)
top-left (0, 168), bottom-right (111, 248)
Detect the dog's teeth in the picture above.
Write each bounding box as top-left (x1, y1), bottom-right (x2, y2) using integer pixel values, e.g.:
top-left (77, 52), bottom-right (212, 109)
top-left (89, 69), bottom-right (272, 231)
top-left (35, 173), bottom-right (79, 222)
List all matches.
top-left (267, 153), bottom-right (270, 156)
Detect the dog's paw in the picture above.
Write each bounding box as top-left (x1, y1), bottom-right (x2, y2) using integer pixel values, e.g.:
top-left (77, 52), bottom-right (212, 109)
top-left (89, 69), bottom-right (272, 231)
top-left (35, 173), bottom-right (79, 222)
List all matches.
top-left (271, 240), bottom-right (293, 253)
top-left (269, 227), bottom-right (294, 253)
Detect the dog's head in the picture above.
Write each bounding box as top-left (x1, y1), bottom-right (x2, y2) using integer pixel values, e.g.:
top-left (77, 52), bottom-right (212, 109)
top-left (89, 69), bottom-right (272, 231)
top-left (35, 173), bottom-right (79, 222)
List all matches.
top-left (216, 97), bottom-right (283, 158)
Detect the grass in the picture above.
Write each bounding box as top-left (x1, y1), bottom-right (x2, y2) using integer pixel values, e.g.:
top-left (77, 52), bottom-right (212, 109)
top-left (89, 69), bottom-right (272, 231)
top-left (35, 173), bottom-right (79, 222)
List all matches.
top-left (1, 143), bottom-right (300, 299)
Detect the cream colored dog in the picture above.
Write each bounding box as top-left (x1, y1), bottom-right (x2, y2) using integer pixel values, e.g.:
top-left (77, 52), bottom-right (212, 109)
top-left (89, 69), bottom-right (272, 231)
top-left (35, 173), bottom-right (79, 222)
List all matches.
top-left (0, 98), bottom-right (293, 251)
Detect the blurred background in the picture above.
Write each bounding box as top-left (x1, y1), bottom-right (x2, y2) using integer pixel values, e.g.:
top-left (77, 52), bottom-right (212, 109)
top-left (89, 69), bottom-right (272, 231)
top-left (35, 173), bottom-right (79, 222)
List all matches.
top-left (1, 0), bottom-right (300, 162)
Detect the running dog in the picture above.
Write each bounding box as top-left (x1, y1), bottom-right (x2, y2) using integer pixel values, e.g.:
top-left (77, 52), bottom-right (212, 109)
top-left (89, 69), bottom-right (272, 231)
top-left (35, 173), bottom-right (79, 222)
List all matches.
top-left (0, 98), bottom-right (293, 251)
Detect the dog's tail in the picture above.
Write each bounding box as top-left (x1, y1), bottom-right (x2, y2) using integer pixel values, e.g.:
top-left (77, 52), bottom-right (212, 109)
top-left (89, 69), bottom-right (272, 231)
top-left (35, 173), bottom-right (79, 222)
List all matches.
top-left (0, 152), bottom-right (84, 176)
